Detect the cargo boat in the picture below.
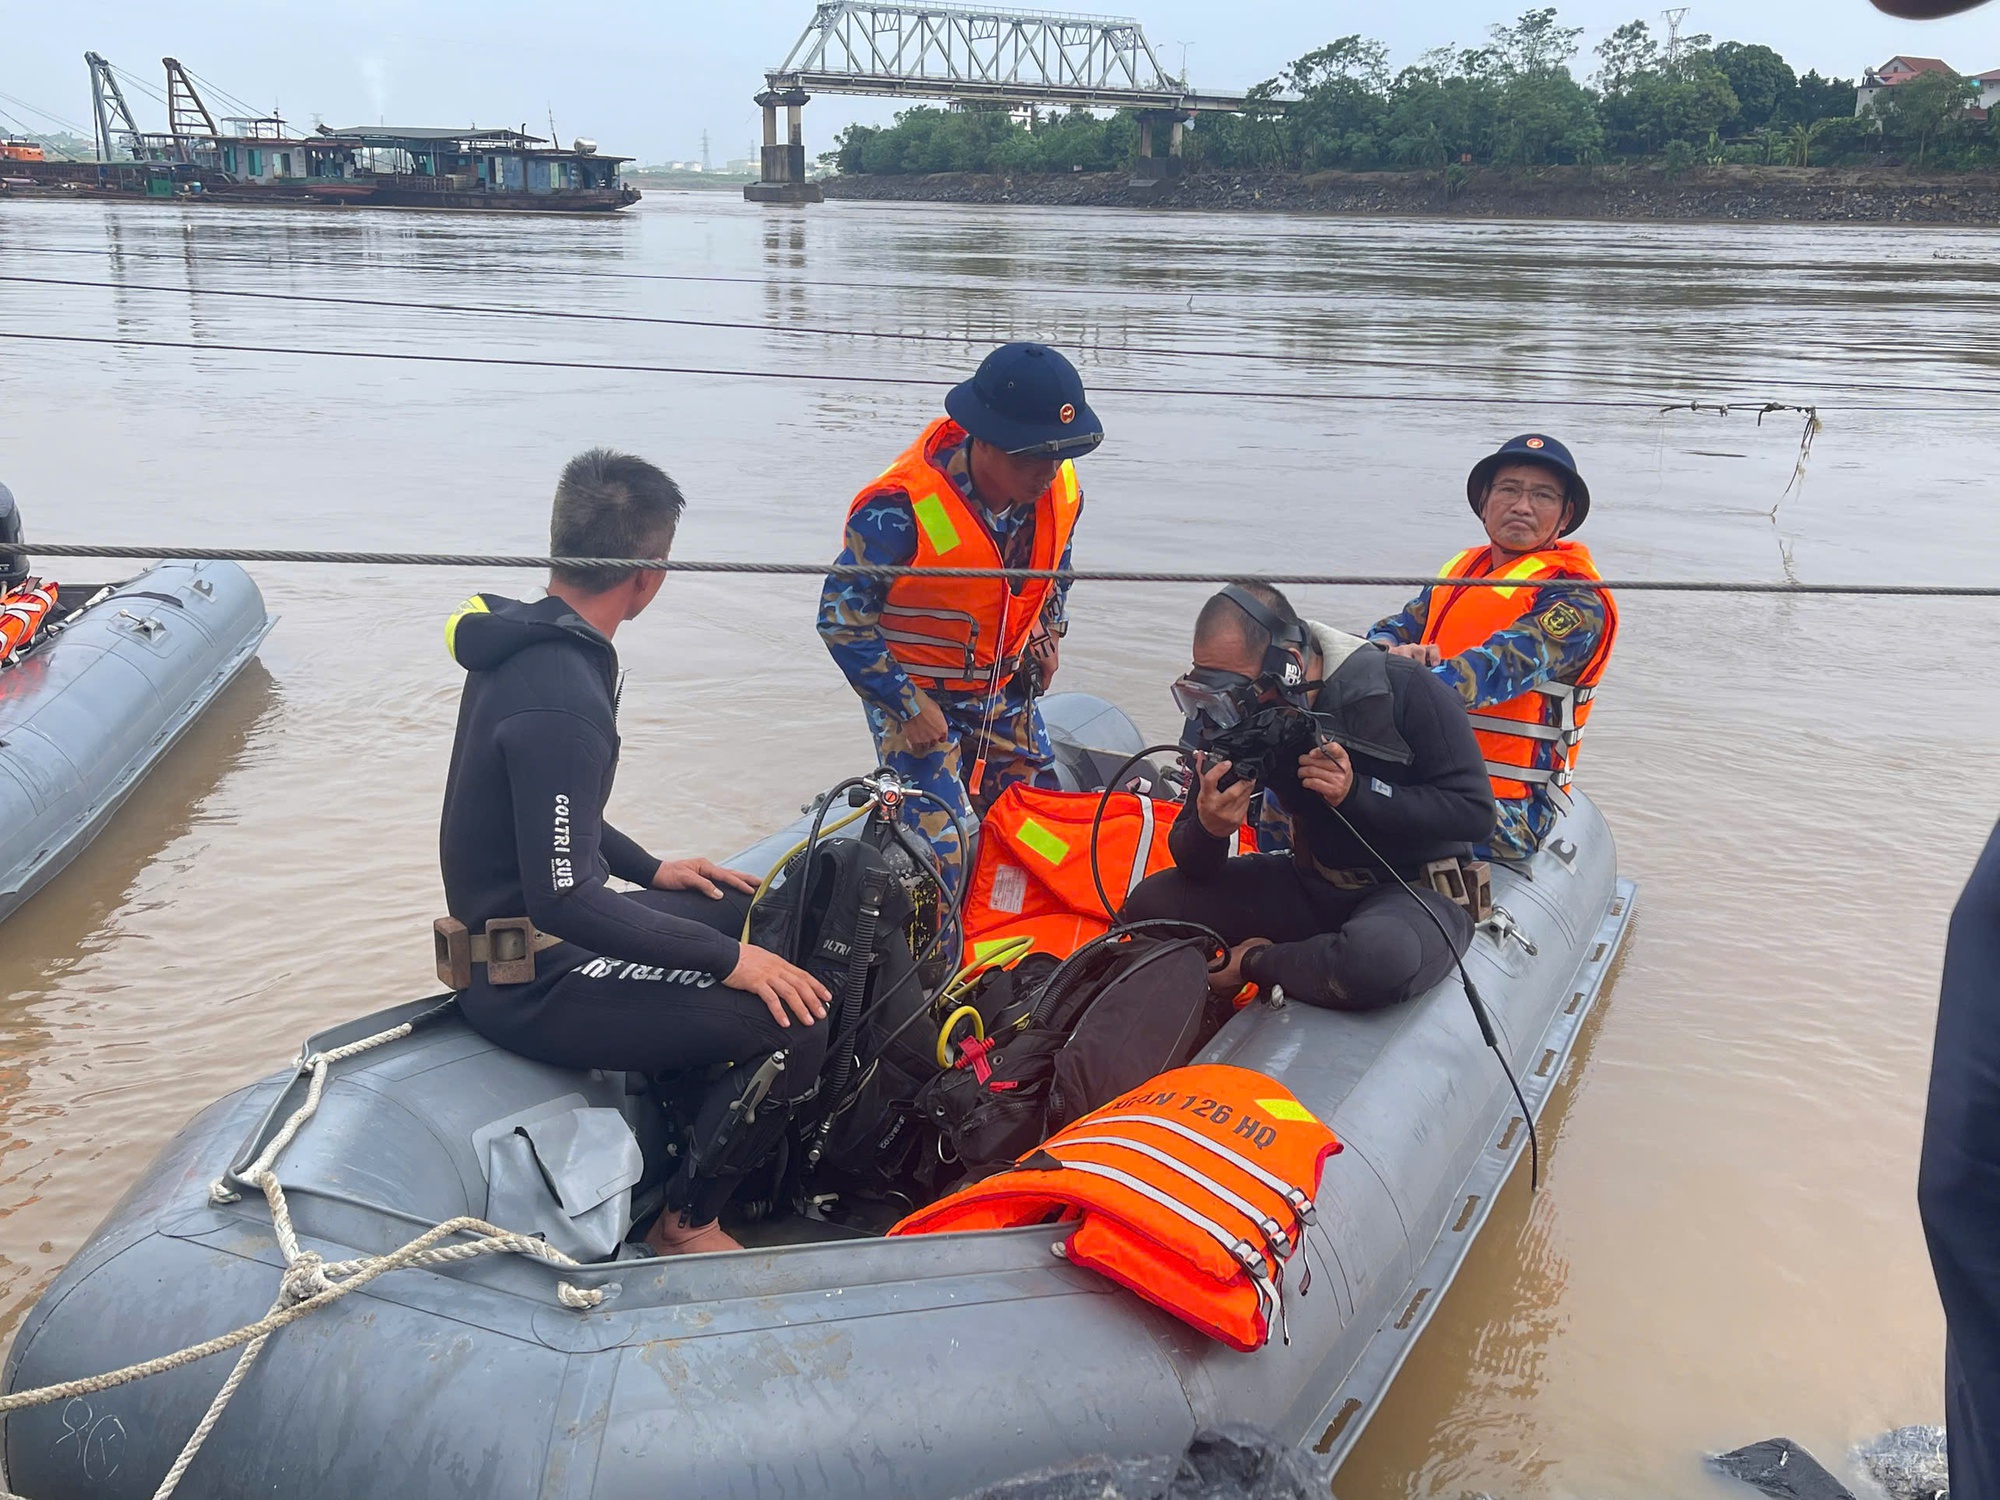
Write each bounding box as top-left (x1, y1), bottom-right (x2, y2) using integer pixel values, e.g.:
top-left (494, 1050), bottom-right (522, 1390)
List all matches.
top-left (0, 56), bottom-right (638, 213)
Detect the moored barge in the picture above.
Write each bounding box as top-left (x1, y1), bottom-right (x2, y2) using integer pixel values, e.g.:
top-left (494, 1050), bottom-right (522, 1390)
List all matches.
top-left (0, 55), bottom-right (638, 213)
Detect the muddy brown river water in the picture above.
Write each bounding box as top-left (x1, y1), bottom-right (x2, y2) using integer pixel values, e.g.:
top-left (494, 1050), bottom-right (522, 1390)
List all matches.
top-left (1, 191), bottom-right (1997, 1497)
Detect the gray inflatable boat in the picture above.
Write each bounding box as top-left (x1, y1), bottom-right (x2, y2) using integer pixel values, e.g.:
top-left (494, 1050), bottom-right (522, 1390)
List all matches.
top-left (1, 695), bottom-right (1633, 1500)
top-left (0, 561), bottom-right (273, 926)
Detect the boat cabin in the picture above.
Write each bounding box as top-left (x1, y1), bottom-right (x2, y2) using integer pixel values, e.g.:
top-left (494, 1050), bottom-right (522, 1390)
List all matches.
top-left (326, 126), bottom-right (632, 196)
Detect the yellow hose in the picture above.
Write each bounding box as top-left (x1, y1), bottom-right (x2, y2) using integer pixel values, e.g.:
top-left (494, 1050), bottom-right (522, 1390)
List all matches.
top-left (935, 1005), bottom-right (986, 1067)
top-left (937, 935), bottom-right (1034, 1006)
top-left (739, 803), bottom-right (873, 941)
top-left (929, 935), bottom-right (1036, 1066)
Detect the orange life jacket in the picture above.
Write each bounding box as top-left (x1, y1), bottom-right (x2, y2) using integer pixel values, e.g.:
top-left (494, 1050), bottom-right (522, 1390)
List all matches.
top-left (891, 1064), bottom-right (1341, 1352)
top-left (1419, 541), bottom-right (1617, 812)
top-left (848, 417), bottom-right (1082, 693)
top-left (0, 580), bottom-right (55, 659)
top-left (963, 784), bottom-right (1256, 963)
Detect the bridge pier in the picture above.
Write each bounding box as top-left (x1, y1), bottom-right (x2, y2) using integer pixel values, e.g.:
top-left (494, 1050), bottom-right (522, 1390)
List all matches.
top-left (746, 87), bottom-right (822, 204)
top-left (1131, 109), bottom-right (1188, 188)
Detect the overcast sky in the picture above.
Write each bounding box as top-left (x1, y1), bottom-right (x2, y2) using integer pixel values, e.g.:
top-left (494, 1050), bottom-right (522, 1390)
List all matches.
top-left (3, 1), bottom-right (1995, 166)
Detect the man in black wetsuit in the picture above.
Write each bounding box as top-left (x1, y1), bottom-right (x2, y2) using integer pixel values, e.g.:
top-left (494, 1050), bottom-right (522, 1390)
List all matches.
top-left (439, 448), bottom-right (831, 1257)
top-left (1921, 821), bottom-right (2000, 1498)
top-left (1123, 584), bottom-right (1496, 1009)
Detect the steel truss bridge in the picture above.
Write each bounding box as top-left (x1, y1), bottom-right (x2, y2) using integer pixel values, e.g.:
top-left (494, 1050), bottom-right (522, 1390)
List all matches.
top-left (763, 1), bottom-right (1254, 112)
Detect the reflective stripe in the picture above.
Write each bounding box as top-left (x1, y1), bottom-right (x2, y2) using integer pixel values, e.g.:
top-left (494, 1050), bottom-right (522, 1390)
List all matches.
top-left (1125, 795), bottom-right (1155, 897)
top-left (1468, 713), bottom-right (1563, 742)
top-left (1437, 546), bottom-right (1483, 579)
top-left (1046, 1156), bottom-right (1272, 1279)
top-left (910, 492), bottom-right (963, 555)
top-left (1060, 1135), bottom-right (1292, 1258)
top-left (880, 604), bottom-right (981, 639)
top-left (1088, 1113), bottom-right (1315, 1223)
top-left (1487, 759), bottom-right (1558, 786)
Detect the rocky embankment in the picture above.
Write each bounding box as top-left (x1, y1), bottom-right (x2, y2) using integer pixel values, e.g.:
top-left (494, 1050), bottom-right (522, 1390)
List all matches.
top-left (821, 163), bottom-right (2000, 224)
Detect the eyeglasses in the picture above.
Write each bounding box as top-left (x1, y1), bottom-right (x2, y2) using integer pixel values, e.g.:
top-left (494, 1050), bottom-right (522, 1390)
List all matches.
top-left (1489, 479), bottom-right (1567, 507)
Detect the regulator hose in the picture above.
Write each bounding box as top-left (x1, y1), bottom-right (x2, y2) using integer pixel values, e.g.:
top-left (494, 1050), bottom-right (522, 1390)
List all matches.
top-left (1028, 918), bottom-right (1228, 1030)
top-left (843, 784), bottom-right (976, 1075)
top-left (1325, 803), bottom-right (1542, 1192)
top-left (740, 802), bottom-right (872, 943)
top-left (806, 866), bottom-right (891, 1167)
top-left (786, 776), bottom-right (875, 964)
top-left (1087, 744), bottom-right (1184, 925)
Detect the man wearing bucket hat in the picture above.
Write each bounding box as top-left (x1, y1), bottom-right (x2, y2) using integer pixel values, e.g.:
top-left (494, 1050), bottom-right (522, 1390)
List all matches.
top-left (1367, 434), bottom-right (1619, 863)
top-left (817, 343), bottom-right (1104, 888)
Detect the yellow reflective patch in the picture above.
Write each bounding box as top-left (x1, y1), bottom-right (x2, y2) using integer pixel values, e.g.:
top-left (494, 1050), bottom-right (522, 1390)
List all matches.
top-left (444, 594), bottom-right (490, 661)
top-left (1437, 547), bottom-right (1482, 579)
top-left (1015, 817), bottom-right (1071, 866)
top-left (912, 493), bottom-right (963, 555)
top-left (1257, 1097), bottom-right (1318, 1124)
top-left (974, 937), bottom-right (1025, 962)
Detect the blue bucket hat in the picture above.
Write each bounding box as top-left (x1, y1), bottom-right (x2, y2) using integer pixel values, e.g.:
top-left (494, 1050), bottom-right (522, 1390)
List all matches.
top-left (946, 343), bottom-right (1105, 460)
top-left (1468, 434), bottom-right (1590, 535)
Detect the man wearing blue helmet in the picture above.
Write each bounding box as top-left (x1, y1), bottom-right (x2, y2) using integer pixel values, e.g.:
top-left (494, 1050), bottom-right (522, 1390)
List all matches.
top-left (1367, 435), bottom-right (1619, 863)
top-left (817, 343), bottom-right (1104, 888)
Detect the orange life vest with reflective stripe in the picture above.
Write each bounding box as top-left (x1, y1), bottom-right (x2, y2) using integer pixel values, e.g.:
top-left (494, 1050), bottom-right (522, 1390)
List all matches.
top-left (0, 580), bottom-right (55, 658)
top-left (963, 784), bottom-right (1258, 962)
top-left (1419, 541), bottom-right (1617, 812)
top-left (891, 1064), bottom-right (1340, 1352)
top-left (848, 417), bottom-right (1082, 693)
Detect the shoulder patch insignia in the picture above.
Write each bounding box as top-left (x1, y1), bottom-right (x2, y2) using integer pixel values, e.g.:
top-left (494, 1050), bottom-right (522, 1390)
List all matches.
top-left (1538, 601), bottom-right (1585, 640)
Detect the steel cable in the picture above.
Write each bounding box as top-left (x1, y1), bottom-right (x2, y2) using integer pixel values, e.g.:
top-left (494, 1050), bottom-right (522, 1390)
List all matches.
top-left (3, 543), bottom-right (1996, 596)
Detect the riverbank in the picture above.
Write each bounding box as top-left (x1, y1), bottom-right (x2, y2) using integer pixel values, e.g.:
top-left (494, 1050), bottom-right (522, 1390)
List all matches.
top-left (821, 163), bottom-right (2000, 224)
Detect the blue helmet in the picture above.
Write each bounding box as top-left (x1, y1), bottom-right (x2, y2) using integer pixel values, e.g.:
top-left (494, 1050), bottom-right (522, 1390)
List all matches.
top-left (1468, 434), bottom-right (1590, 535)
top-left (946, 343), bottom-right (1104, 460)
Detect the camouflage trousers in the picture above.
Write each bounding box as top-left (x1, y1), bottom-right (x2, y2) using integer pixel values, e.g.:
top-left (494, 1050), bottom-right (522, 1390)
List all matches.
top-left (1486, 794), bottom-right (1558, 863)
top-left (864, 687), bottom-right (1056, 893)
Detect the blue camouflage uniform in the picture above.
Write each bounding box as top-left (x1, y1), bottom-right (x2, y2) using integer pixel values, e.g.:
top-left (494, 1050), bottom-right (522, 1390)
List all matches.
top-left (817, 434), bottom-right (1078, 889)
top-left (1367, 585), bottom-right (1610, 861)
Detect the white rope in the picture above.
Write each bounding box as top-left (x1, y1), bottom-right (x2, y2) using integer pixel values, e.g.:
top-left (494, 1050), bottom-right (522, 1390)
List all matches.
top-left (0, 1012), bottom-right (607, 1500)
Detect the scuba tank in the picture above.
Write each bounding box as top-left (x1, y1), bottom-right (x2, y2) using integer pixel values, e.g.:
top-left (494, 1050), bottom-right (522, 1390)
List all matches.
top-left (742, 770), bottom-right (958, 1209)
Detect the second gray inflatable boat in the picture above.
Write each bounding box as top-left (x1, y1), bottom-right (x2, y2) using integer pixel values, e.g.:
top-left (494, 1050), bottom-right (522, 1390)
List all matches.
top-left (2, 694), bottom-right (1633, 1499)
top-left (0, 560), bottom-right (272, 926)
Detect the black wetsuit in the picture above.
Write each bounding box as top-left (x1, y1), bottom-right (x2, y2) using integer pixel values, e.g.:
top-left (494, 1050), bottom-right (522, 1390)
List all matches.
top-left (439, 593), bottom-right (827, 1131)
top-left (1920, 819), bottom-right (2000, 1497)
top-left (1125, 647), bottom-right (1496, 1010)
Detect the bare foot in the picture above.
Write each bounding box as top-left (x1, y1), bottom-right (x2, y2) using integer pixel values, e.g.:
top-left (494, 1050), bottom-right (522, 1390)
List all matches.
top-left (643, 1213), bottom-right (742, 1256)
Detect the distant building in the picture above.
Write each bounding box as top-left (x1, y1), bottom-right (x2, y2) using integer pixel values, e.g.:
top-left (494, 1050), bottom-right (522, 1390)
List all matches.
top-left (1855, 55), bottom-right (1999, 115)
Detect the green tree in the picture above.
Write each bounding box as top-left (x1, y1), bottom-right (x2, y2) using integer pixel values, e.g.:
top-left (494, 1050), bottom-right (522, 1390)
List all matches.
top-left (1875, 69), bottom-right (1978, 166)
top-left (1488, 8), bottom-right (1584, 74)
top-left (1593, 19), bottom-right (1658, 91)
top-left (1709, 41), bottom-right (1797, 132)
top-left (1785, 117), bottom-right (1828, 166)
top-left (1493, 68), bottom-right (1603, 164)
top-left (1790, 70), bottom-right (1859, 124)
top-left (1278, 35), bottom-right (1393, 169)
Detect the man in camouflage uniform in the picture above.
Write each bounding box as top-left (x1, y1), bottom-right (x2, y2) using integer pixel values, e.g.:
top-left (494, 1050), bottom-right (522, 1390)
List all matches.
top-left (817, 344), bottom-right (1103, 889)
top-left (1367, 435), bottom-right (1616, 862)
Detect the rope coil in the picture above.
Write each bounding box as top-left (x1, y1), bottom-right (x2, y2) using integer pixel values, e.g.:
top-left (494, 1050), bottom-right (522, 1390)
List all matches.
top-left (0, 1015), bottom-right (605, 1500)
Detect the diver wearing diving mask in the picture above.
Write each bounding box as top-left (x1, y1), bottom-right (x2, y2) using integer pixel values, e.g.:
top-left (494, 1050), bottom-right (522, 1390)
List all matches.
top-left (1131, 584), bottom-right (1497, 1011)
